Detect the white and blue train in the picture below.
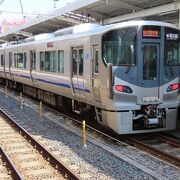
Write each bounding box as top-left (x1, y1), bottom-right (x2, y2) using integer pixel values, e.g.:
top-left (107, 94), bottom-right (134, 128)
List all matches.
top-left (0, 20), bottom-right (179, 134)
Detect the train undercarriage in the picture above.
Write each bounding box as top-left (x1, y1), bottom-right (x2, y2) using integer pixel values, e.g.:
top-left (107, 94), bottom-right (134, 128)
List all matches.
top-left (0, 78), bottom-right (95, 118)
top-left (0, 78), bottom-right (178, 134)
top-left (132, 105), bottom-right (166, 130)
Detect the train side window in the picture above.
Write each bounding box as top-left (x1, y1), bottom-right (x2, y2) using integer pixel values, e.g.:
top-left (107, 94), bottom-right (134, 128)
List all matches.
top-left (58, 50), bottom-right (64, 73)
top-left (79, 49), bottom-right (83, 75)
top-left (1, 55), bottom-right (4, 66)
top-left (40, 52), bottom-right (45, 71)
top-left (14, 53), bottom-right (26, 69)
top-left (72, 49), bottom-right (77, 75)
top-left (16, 53), bottom-right (23, 68)
top-left (45, 51), bottom-right (57, 72)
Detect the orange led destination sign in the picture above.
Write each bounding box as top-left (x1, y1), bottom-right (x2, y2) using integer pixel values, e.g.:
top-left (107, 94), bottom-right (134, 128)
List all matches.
top-left (143, 30), bottom-right (160, 38)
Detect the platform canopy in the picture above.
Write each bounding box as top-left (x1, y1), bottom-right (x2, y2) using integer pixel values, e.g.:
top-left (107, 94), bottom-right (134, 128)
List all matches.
top-left (0, 0), bottom-right (180, 42)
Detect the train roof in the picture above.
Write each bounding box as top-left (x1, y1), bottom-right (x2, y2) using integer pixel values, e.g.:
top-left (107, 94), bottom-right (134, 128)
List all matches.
top-left (3, 20), bottom-right (179, 48)
top-left (95, 20), bottom-right (179, 34)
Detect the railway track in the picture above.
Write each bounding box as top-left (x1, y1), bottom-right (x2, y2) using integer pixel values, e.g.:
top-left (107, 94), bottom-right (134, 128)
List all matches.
top-left (42, 102), bottom-right (180, 169)
top-left (0, 144), bottom-right (22, 179)
top-left (28, 95), bottom-right (180, 169)
top-left (120, 134), bottom-right (180, 168)
top-left (35, 96), bottom-right (180, 169)
top-left (0, 86), bottom-right (180, 177)
top-left (0, 107), bottom-right (79, 180)
top-left (155, 134), bottom-right (180, 148)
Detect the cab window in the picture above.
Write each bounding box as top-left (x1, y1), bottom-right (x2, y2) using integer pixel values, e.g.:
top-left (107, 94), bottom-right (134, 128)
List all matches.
top-left (165, 27), bottom-right (180, 66)
top-left (102, 27), bottom-right (137, 66)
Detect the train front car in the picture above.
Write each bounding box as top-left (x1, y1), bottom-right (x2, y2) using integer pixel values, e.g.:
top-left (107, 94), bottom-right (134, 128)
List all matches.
top-left (98, 21), bottom-right (180, 134)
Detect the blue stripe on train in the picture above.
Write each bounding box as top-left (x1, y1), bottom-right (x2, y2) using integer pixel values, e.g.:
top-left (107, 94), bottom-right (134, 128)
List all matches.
top-left (36, 78), bottom-right (71, 88)
top-left (12, 74), bottom-right (91, 93)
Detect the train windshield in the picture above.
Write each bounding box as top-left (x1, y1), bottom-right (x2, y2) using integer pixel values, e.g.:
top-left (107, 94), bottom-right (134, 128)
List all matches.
top-left (102, 27), bottom-right (137, 66)
top-left (165, 27), bottom-right (180, 66)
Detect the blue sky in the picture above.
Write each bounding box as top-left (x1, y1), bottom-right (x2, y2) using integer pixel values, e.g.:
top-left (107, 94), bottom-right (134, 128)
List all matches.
top-left (0, 0), bottom-right (76, 20)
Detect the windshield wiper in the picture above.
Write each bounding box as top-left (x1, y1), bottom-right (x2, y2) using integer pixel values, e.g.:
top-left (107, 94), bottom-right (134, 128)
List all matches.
top-left (125, 64), bottom-right (131, 74)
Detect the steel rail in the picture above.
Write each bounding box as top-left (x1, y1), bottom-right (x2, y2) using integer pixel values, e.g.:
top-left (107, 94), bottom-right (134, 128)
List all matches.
top-left (0, 144), bottom-right (23, 180)
top-left (0, 108), bottom-right (80, 180)
top-left (123, 137), bottom-right (180, 168)
top-left (154, 134), bottom-right (180, 148)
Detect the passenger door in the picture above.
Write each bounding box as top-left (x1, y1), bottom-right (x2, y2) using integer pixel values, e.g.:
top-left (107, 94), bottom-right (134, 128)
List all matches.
top-left (138, 44), bottom-right (160, 104)
top-left (0, 54), bottom-right (5, 77)
top-left (9, 52), bottom-right (14, 80)
top-left (30, 50), bottom-right (38, 86)
top-left (92, 45), bottom-right (101, 102)
top-left (9, 52), bottom-right (12, 73)
top-left (72, 47), bottom-right (85, 98)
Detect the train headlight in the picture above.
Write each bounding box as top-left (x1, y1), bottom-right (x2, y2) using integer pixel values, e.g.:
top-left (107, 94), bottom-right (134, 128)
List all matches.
top-left (166, 83), bottom-right (180, 92)
top-left (115, 85), bottom-right (133, 93)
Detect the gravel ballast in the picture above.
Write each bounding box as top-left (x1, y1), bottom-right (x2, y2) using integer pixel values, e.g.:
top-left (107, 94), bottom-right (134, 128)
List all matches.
top-left (0, 90), bottom-right (179, 179)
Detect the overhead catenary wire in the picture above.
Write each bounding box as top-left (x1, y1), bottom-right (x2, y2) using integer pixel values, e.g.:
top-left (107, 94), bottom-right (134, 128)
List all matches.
top-left (19, 0), bottom-right (25, 19)
top-left (0, 0), bottom-right (5, 5)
